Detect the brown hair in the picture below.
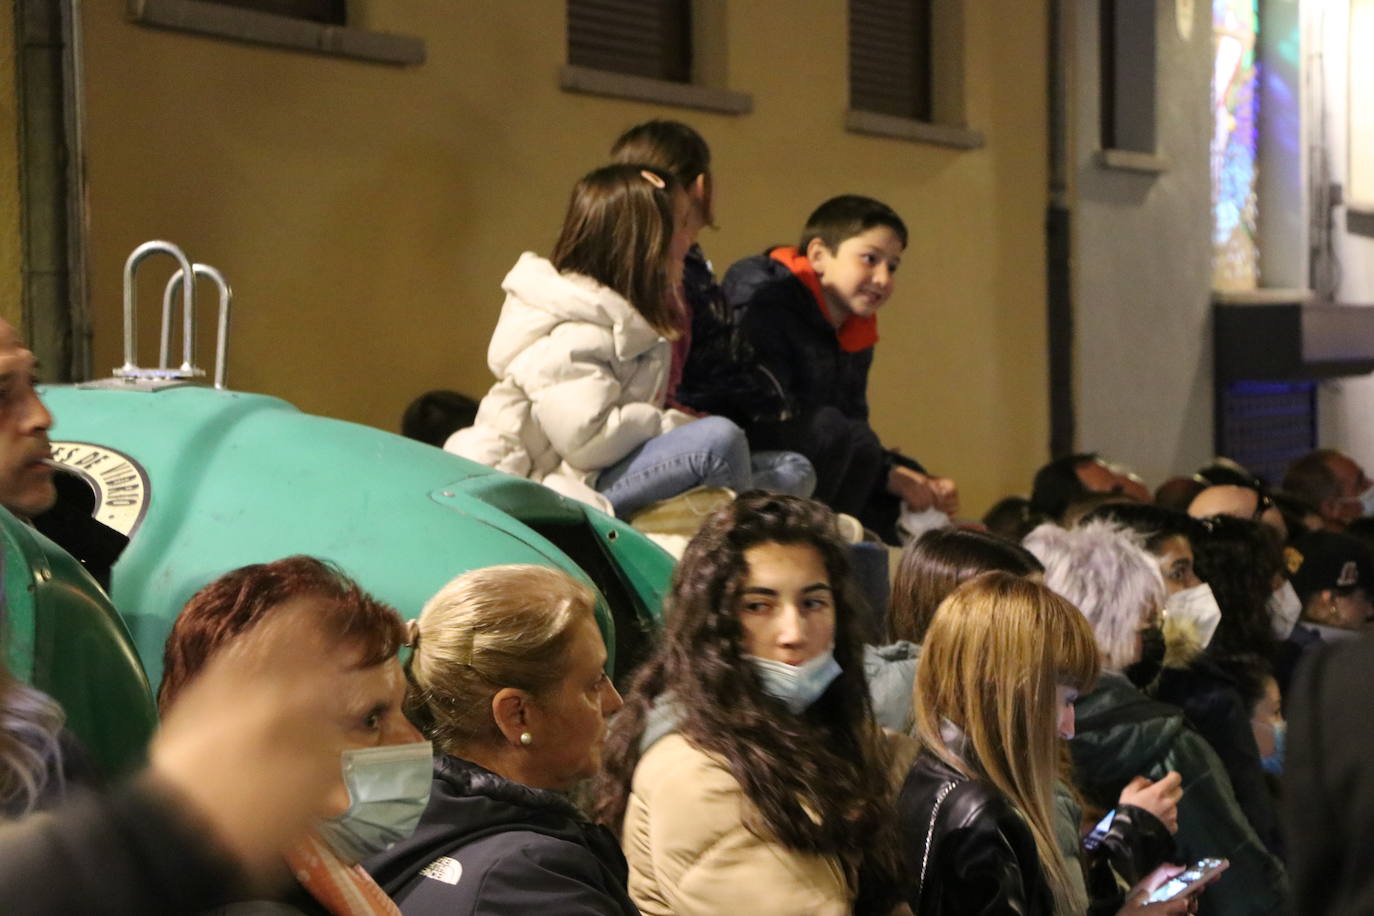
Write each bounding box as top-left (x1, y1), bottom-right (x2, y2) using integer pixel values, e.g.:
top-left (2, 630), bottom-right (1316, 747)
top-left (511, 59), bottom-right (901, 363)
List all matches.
top-left (798, 194), bottom-right (908, 254)
top-left (551, 163), bottom-right (683, 337)
top-left (158, 555), bottom-right (405, 711)
top-left (889, 527), bottom-right (1044, 644)
top-left (405, 565), bottom-right (597, 752)
top-left (609, 120), bottom-right (710, 188)
top-left (1282, 448), bottom-right (1346, 509)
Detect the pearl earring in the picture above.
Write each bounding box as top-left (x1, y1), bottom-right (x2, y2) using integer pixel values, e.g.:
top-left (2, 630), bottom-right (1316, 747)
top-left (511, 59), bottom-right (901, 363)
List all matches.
top-left (520, 732), bottom-right (533, 746)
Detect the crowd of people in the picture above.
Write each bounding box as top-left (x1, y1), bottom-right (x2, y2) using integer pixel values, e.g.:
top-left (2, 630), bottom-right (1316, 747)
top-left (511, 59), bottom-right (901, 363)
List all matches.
top-left (0, 117), bottom-right (1371, 916)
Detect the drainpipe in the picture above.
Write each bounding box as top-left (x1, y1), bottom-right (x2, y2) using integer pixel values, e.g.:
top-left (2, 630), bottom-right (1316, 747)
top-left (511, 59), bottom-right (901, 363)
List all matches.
top-left (1046, 0), bottom-right (1075, 456)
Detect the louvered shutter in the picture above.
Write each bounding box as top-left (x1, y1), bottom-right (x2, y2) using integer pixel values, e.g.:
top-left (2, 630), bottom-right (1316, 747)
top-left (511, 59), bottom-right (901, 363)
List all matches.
top-left (850, 0), bottom-right (932, 120)
top-left (568, 0), bottom-right (692, 83)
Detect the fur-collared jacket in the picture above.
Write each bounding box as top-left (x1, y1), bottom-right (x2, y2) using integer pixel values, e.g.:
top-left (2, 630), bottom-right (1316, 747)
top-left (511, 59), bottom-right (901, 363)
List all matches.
top-left (447, 253), bottom-right (693, 513)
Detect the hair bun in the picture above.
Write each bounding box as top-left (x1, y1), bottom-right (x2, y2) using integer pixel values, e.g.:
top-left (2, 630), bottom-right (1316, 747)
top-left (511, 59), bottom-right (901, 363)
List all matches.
top-left (404, 618), bottom-right (421, 649)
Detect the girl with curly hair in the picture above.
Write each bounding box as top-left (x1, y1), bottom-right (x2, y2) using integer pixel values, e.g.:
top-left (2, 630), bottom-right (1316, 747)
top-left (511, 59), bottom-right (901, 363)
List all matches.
top-left (592, 492), bottom-right (912, 914)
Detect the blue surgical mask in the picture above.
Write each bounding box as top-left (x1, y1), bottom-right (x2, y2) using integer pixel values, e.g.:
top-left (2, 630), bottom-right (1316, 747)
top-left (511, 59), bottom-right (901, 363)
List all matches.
top-left (315, 740), bottom-right (434, 864)
top-left (1261, 720), bottom-right (1286, 776)
top-left (745, 649), bottom-right (842, 714)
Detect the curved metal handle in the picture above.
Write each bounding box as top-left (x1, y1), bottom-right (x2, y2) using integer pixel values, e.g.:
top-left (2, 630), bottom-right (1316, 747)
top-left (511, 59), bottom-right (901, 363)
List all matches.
top-left (161, 264), bottom-right (233, 388)
top-left (123, 241), bottom-right (194, 374)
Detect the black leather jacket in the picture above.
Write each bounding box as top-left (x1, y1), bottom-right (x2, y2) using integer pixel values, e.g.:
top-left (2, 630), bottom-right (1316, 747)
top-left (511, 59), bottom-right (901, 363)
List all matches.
top-left (898, 752), bottom-right (1056, 916)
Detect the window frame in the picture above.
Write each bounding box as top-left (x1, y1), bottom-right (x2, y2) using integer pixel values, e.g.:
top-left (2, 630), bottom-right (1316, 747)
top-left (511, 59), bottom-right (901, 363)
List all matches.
top-left (843, 0), bottom-right (984, 151)
top-left (1095, 0), bottom-right (1168, 173)
top-left (558, 0), bottom-right (752, 116)
top-left (126, 0), bottom-right (424, 67)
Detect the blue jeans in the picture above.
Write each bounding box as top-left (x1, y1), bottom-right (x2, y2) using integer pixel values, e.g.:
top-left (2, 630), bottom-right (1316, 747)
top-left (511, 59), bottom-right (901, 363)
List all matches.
top-left (595, 417), bottom-right (813, 518)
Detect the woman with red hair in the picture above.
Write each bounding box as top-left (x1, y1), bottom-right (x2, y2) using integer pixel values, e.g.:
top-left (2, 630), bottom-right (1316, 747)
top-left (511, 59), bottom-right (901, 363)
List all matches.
top-left (160, 555), bottom-right (431, 916)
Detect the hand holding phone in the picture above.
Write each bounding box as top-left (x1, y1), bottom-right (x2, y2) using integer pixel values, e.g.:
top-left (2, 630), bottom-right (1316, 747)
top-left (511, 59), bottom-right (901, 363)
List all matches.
top-left (1119, 771), bottom-right (1183, 834)
top-left (1143, 858), bottom-right (1229, 904)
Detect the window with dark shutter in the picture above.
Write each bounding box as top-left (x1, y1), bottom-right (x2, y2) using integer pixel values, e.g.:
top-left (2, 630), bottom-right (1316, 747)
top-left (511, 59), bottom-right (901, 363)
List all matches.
top-left (849, 0), bottom-right (932, 122)
top-left (205, 0), bottom-right (346, 24)
top-left (1099, 0), bottom-right (1157, 153)
top-left (568, 0), bottom-right (693, 84)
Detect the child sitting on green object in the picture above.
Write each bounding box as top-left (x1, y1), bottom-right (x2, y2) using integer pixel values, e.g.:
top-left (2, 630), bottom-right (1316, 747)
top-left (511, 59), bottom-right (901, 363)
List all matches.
top-left (720, 195), bottom-right (958, 543)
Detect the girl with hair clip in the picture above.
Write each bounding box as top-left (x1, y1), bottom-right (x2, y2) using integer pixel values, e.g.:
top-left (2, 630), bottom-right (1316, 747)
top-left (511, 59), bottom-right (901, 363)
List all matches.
top-left (367, 564), bottom-right (634, 915)
top-left (592, 492), bottom-right (915, 915)
top-left (899, 572), bottom-right (1207, 916)
top-left (448, 163), bottom-right (759, 520)
top-left (606, 120), bottom-right (814, 498)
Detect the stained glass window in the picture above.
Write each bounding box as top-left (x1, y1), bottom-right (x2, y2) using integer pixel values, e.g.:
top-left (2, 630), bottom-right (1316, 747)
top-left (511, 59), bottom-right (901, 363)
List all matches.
top-left (1211, 0), bottom-right (1260, 290)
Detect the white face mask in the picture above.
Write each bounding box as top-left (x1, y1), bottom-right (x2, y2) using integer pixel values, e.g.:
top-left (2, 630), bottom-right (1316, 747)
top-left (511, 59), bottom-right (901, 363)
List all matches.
top-left (1267, 580), bottom-right (1303, 640)
top-left (745, 649), bottom-right (843, 714)
top-left (1359, 485), bottom-right (1374, 518)
top-left (1165, 582), bottom-right (1222, 648)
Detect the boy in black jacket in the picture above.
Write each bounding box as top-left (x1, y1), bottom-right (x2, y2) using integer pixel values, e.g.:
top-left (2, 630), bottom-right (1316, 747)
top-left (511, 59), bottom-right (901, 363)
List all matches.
top-left (721, 195), bottom-right (957, 543)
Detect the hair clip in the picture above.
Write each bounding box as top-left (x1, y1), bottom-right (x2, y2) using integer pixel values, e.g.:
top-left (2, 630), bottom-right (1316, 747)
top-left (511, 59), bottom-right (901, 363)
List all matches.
top-left (404, 618), bottom-right (421, 649)
top-left (640, 169), bottom-right (666, 189)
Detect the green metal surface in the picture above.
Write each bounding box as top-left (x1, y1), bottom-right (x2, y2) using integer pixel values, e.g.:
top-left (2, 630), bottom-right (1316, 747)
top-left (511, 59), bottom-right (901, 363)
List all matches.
top-left (0, 508), bottom-right (156, 778)
top-left (40, 384), bottom-right (674, 690)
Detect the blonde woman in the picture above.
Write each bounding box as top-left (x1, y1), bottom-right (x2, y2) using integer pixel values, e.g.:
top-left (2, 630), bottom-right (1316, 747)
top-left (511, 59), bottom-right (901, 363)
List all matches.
top-left (898, 572), bottom-right (1205, 915)
top-left (366, 565), bottom-right (635, 915)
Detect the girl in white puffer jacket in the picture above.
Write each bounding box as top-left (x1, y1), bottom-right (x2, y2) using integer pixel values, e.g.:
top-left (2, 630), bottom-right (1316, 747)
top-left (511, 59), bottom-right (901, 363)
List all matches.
top-left (448, 164), bottom-right (755, 519)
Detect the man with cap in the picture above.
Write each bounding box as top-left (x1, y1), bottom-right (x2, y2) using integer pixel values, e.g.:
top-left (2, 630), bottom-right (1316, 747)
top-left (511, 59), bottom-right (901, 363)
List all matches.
top-left (1288, 530), bottom-right (1374, 642)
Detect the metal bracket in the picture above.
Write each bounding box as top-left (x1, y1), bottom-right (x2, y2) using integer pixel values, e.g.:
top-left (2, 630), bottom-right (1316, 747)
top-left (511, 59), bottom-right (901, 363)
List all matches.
top-left (112, 240), bottom-right (233, 389)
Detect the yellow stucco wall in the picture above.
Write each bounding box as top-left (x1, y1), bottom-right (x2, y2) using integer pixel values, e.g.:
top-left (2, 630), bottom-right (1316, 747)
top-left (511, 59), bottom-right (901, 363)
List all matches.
top-left (0, 6), bottom-right (22, 330)
top-left (79, 1), bottom-right (1048, 515)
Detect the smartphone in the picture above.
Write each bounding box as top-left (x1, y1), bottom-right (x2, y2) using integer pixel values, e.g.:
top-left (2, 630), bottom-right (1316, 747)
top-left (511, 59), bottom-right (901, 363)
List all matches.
top-left (1081, 809), bottom-right (1115, 851)
top-left (1146, 858), bottom-right (1229, 903)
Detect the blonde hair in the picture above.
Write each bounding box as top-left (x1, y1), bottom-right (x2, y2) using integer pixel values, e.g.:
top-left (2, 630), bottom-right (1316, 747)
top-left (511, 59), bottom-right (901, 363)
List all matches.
top-left (914, 572), bottom-right (1099, 916)
top-left (406, 565), bottom-right (597, 752)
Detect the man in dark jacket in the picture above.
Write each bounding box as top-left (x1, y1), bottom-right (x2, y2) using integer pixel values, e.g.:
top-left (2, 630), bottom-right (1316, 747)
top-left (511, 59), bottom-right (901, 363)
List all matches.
top-left (719, 195), bottom-right (957, 543)
top-left (1284, 634), bottom-right (1374, 915)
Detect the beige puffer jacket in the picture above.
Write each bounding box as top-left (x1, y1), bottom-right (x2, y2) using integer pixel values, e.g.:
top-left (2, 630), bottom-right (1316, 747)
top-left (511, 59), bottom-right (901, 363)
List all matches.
top-left (447, 253), bottom-right (693, 513)
top-left (622, 731), bottom-right (919, 916)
